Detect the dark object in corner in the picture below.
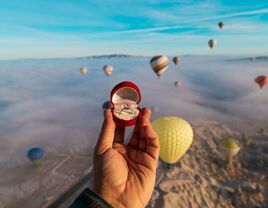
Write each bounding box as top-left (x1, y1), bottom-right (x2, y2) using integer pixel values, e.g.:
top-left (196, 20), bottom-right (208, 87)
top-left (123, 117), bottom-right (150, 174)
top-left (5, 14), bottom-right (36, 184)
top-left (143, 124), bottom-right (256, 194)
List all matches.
top-left (69, 188), bottom-right (112, 208)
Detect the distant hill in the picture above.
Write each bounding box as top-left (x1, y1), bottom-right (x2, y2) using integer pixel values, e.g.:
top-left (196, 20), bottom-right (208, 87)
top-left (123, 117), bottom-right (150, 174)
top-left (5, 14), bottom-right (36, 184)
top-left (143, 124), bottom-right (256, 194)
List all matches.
top-left (227, 56), bottom-right (268, 62)
top-left (77, 54), bottom-right (149, 59)
top-left (249, 56), bottom-right (268, 61)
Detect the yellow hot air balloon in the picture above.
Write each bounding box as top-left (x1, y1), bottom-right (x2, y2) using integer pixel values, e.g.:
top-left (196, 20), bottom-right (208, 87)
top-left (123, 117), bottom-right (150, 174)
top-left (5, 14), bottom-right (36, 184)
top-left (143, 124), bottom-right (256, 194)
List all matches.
top-left (152, 117), bottom-right (193, 164)
top-left (219, 138), bottom-right (240, 160)
top-left (80, 66), bottom-right (88, 75)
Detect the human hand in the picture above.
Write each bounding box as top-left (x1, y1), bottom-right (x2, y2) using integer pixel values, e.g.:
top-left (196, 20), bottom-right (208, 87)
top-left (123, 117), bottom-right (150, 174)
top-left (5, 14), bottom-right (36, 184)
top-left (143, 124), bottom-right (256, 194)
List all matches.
top-left (93, 108), bottom-right (159, 208)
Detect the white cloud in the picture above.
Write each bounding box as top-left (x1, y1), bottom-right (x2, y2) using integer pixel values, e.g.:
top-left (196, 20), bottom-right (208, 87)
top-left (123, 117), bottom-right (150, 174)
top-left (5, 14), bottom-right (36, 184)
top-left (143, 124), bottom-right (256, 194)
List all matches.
top-left (115, 7), bottom-right (268, 34)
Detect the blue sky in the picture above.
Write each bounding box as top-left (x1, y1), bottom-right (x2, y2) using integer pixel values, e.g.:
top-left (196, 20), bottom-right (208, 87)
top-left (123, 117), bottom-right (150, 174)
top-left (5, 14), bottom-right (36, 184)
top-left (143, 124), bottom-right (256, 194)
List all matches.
top-left (0, 0), bottom-right (268, 59)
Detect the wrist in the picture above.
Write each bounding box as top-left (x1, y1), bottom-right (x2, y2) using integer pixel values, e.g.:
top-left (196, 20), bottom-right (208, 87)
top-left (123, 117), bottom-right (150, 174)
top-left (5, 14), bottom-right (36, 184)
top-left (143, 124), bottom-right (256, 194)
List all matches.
top-left (105, 197), bottom-right (125, 208)
top-left (93, 187), bottom-right (125, 208)
top-left (70, 187), bottom-right (113, 208)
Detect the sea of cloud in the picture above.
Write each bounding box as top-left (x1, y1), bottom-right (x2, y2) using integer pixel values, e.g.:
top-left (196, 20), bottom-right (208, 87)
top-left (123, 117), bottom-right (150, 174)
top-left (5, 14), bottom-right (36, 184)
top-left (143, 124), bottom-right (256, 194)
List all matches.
top-left (0, 56), bottom-right (267, 167)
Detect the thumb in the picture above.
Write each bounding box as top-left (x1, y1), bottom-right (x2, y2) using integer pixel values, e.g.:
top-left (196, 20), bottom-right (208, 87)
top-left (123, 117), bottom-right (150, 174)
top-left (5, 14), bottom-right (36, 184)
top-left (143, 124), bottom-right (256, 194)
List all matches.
top-left (94, 110), bottom-right (115, 156)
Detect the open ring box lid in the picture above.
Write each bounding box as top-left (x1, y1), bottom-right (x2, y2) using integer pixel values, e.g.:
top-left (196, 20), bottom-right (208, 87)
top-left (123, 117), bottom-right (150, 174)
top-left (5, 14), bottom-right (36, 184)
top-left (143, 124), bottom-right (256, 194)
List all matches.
top-left (110, 81), bottom-right (141, 126)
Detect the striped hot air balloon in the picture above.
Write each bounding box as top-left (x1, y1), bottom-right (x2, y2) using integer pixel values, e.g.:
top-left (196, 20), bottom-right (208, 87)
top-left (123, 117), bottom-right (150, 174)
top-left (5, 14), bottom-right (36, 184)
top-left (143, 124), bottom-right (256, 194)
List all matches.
top-left (174, 81), bottom-right (181, 87)
top-left (218, 21), bottom-right (224, 29)
top-left (103, 65), bottom-right (113, 76)
top-left (173, 56), bottom-right (180, 65)
top-left (255, 75), bottom-right (268, 88)
top-left (150, 55), bottom-right (169, 78)
top-left (208, 39), bottom-right (217, 49)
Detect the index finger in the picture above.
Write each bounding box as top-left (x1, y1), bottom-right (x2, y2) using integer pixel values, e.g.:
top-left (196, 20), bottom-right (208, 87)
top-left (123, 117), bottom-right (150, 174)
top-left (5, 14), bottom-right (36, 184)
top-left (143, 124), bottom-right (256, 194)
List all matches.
top-left (114, 126), bottom-right (125, 144)
top-left (140, 108), bottom-right (159, 158)
top-left (140, 108), bottom-right (152, 128)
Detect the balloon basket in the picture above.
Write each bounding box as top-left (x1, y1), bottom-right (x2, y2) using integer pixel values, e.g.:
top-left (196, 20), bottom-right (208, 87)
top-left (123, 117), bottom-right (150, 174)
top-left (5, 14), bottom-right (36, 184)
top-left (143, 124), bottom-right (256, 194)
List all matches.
top-left (32, 160), bottom-right (41, 166)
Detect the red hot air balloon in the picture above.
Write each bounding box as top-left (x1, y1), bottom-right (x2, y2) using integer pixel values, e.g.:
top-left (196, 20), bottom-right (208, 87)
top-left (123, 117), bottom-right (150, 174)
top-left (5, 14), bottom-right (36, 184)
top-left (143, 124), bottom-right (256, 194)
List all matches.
top-left (255, 75), bottom-right (268, 88)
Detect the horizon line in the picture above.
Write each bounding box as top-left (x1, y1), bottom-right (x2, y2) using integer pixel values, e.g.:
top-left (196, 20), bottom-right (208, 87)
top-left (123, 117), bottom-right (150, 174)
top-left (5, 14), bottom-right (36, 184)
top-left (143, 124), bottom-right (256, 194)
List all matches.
top-left (0, 53), bottom-right (267, 62)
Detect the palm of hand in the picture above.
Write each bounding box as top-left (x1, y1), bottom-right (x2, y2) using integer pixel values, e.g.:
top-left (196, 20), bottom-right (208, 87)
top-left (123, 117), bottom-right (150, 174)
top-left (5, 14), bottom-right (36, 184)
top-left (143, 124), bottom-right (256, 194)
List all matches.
top-left (93, 108), bottom-right (159, 208)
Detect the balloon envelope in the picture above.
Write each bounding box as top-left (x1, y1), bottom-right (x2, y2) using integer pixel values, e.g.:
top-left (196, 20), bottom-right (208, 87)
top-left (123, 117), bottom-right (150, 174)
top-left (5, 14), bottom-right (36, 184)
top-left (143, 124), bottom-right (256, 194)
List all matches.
top-left (150, 106), bottom-right (159, 114)
top-left (103, 65), bottom-right (113, 76)
top-left (174, 81), bottom-right (181, 87)
top-left (150, 55), bottom-right (169, 78)
top-left (218, 21), bottom-right (224, 29)
top-left (255, 75), bottom-right (268, 88)
top-left (219, 138), bottom-right (240, 159)
top-left (173, 57), bottom-right (180, 65)
top-left (27, 147), bottom-right (44, 163)
top-left (208, 39), bottom-right (217, 49)
top-left (102, 100), bottom-right (112, 110)
top-left (80, 67), bottom-right (88, 75)
top-left (152, 117), bottom-right (193, 164)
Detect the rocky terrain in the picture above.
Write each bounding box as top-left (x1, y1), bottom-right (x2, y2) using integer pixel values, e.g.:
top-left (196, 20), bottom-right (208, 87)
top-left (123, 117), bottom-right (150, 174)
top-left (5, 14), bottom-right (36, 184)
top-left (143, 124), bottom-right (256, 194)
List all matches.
top-left (148, 119), bottom-right (268, 208)
top-left (0, 153), bottom-right (92, 208)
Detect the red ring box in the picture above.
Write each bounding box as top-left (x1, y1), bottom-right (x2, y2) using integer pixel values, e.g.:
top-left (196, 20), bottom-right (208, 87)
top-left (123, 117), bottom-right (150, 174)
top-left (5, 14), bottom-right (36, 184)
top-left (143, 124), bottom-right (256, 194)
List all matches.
top-left (110, 81), bottom-right (141, 126)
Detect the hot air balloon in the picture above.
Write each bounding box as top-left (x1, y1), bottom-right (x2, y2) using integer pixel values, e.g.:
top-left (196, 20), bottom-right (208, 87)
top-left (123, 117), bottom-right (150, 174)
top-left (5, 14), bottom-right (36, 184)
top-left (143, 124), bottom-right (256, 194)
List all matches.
top-left (208, 39), bottom-right (217, 49)
top-left (218, 21), bottom-right (224, 29)
top-left (219, 138), bottom-right (240, 161)
top-left (174, 81), bottom-right (181, 87)
top-left (152, 117), bottom-right (193, 164)
top-left (103, 65), bottom-right (113, 76)
top-left (151, 106), bottom-right (159, 114)
top-left (173, 56), bottom-right (180, 65)
top-left (80, 66), bottom-right (88, 75)
top-left (150, 55), bottom-right (169, 78)
top-left (250, 57), bottom-right (256, 61)
top-left (102, 100), bottom-right (111, 110)
top-left (27, 147), bottom-right (44, 165)
top-left (255, 75), bottom-right (268, 88)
